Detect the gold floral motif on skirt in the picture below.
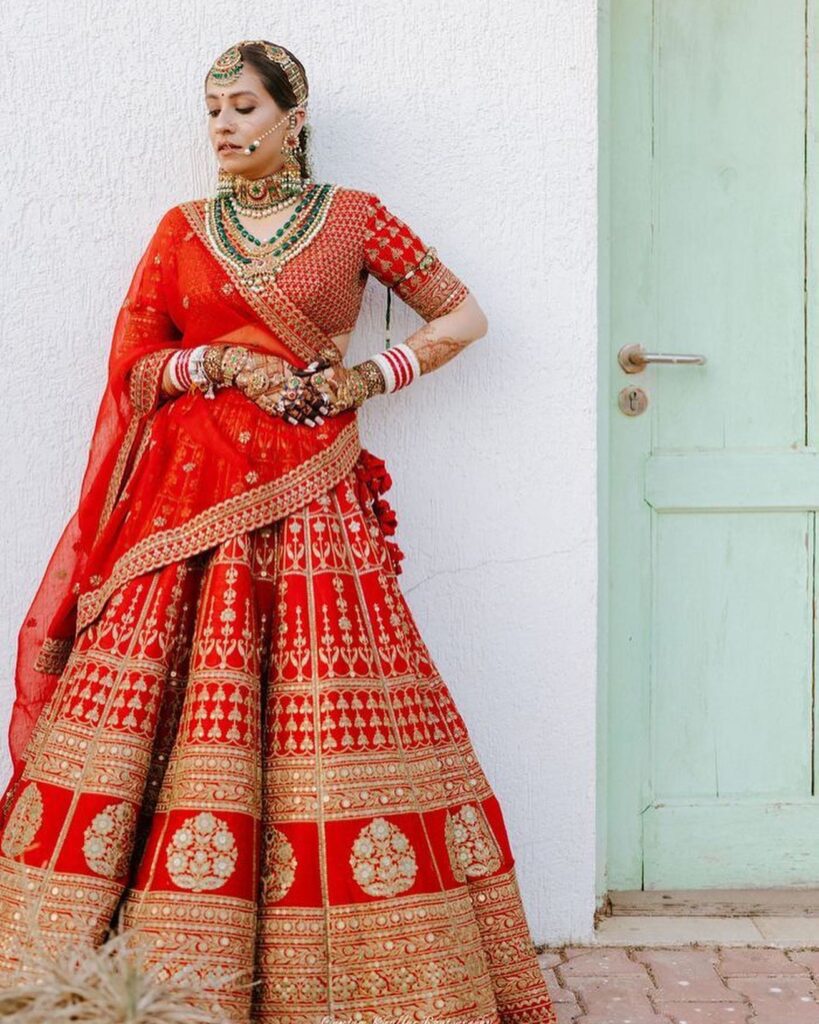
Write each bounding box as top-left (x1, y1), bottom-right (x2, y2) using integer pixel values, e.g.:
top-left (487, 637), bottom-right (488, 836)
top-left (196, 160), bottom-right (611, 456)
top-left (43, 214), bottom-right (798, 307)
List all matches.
top-left (1, 783), bottom-right (43, 859)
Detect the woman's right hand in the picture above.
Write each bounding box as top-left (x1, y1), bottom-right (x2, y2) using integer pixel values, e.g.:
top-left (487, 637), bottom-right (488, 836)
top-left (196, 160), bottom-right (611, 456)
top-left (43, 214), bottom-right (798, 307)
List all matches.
top-left (233, 350), bottom-right (328, 428)
top-left (234, 352), bottom-right (288, 397)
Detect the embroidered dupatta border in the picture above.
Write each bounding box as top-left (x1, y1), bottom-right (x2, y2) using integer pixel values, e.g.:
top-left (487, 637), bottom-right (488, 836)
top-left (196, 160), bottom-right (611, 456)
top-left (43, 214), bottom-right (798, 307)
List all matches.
top-left (33, 638), bottom-right (74, 674)
top-left (74, 418), bottom-right (361, 634)
top-left (179, 192), bottom-right (343, 367)
top-left (96, 348), bottom-right (174, 543)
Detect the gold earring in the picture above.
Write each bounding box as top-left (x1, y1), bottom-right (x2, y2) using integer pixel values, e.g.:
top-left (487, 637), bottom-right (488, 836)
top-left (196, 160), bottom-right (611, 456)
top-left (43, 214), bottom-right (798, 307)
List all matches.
top-left (281, 112), bottom-right (302, 191)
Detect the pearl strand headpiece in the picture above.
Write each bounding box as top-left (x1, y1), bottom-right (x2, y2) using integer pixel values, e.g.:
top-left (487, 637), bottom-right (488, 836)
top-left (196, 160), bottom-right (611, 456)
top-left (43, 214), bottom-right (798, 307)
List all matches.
top-left (208, 41), bottom-right (308, 108)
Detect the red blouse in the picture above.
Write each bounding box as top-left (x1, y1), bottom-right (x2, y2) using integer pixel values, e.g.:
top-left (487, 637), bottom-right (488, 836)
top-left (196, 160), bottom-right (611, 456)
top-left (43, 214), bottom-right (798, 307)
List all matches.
top-left (164, 185), bottom-right (470, 343)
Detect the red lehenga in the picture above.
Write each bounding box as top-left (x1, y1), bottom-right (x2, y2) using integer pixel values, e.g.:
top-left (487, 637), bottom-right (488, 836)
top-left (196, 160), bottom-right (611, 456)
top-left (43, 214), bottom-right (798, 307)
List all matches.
top-left (0, 182), bottom-right (556, 1024)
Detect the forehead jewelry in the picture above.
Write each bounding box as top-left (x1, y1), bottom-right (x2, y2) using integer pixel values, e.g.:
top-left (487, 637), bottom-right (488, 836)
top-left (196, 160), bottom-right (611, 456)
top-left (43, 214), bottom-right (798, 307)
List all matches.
top-left (208, 44), bottom-right (244, 85)
top-left (207, 40), bottom-right (308, 107)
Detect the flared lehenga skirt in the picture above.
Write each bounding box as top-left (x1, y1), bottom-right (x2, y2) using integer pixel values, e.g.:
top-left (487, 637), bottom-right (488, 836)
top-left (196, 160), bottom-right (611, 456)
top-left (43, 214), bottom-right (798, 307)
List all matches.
top-left (0, 463), bottom-right (556, 1024)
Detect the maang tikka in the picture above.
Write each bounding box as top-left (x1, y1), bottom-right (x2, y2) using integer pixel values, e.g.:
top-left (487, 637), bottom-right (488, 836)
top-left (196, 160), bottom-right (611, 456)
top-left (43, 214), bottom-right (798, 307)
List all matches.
top-left (207, 40), bottom-right (309, 106)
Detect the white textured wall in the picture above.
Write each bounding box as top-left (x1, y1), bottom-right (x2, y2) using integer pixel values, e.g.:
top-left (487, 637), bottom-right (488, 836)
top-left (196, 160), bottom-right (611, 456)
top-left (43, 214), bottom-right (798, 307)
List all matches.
top-left (0, 0), bottom-right (598, 943)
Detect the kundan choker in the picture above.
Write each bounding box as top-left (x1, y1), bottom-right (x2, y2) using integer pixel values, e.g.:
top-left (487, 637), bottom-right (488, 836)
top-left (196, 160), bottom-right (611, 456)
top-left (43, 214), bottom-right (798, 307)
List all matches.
top-left (216, 166), bottom-right (310, 217)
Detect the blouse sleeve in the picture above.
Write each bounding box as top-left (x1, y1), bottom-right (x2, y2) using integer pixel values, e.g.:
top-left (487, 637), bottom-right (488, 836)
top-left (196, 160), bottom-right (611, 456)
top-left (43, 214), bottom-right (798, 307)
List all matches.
top-left (362, 194), bottom-right (470, 322)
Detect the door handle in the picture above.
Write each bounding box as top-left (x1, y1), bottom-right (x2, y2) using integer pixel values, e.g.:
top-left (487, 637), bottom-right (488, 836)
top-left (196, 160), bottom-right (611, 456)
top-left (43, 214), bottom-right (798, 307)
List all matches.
top-left (618, 343), bottom-right (707, 374)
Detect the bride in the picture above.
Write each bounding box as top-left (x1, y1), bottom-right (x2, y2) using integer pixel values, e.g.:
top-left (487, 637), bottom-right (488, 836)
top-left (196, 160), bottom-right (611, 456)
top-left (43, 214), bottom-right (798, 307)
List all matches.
top-left (0, 39), bottom-right (557, 1024)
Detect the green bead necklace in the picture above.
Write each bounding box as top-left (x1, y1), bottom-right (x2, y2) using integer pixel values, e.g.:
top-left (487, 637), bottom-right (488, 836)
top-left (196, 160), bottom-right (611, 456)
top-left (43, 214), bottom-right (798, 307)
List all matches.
top-left (204, 182), bottom-right (336, 292)
top-left (225, 192), bottom-right (309, 248)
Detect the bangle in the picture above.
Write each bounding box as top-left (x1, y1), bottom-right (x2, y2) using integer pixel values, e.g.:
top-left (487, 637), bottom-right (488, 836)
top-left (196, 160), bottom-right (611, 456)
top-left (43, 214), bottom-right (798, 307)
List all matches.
top-left (167, 347), bottom-right (213, 397)
top-left (370, 343), bottom-right (422, 394)
top-left (354, 360), bottom-right (388, 399)
top-left (204, 344), bottom-right (227, 385)
top-left (344, 367), bottom-right (370, 409)
top-left (167, 349), bottom-right (196, 393)
top-left (188, 345), bottom-right (215, 398)
top-left (166, 351), bottom-right (186, 394)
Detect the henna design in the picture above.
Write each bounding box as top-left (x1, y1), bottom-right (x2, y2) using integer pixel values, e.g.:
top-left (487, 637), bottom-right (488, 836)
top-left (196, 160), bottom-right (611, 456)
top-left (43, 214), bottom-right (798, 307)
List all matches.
top-left (404, 323), bottom-right (470, 375)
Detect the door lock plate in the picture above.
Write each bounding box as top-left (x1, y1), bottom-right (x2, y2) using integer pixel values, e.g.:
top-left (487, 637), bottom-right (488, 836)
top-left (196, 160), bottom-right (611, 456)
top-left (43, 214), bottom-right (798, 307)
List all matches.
top-left (618, 386), bottom-right (648, 416)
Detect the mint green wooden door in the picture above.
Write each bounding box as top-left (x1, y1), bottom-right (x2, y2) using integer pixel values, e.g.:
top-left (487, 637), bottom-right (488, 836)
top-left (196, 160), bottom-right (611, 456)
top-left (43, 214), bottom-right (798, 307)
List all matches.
top-left (606, 0), bottom-right (819, 889)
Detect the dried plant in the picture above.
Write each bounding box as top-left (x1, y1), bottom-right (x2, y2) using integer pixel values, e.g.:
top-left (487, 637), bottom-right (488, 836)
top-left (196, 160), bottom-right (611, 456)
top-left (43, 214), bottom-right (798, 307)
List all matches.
top-left (0, 901), bottom-right (250, 1024)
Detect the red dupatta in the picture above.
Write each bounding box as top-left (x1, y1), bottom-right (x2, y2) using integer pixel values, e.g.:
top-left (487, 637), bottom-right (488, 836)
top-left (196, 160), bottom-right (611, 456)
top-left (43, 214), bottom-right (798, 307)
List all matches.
top-left (6, 201), bottom-right (361, 777)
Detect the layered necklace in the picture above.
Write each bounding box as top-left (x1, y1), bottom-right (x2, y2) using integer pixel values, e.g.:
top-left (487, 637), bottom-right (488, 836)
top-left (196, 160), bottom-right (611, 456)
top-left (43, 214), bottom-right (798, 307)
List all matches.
top-left (206, 167), bottom-right (335, 293)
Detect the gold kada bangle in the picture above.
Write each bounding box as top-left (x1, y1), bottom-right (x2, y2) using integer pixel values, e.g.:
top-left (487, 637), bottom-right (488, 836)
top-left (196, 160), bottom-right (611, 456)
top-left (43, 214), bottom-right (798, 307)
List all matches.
top-left (204, 344), bottom-right (228, 385)
top-left (354, 360), bottom-right (388, 400)
top-left (334, 366), bottom-right (369, 409)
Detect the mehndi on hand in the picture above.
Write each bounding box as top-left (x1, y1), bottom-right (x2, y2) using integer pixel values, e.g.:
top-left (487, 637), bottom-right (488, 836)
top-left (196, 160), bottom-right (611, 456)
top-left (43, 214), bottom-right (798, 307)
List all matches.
top-left (235, 353), bottom-right (328, 428)
top-left (206, 346), bottom-right (386, 426)
top-left (294, 360), bottom-right (386, 415)
top-left (233, 352), bottom-right (288, 399)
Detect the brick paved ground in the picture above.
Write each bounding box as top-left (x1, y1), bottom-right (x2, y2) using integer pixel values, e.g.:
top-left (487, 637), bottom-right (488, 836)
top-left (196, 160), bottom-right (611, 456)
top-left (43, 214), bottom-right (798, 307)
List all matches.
top-left (538, 946), bottom-right (819, 1023)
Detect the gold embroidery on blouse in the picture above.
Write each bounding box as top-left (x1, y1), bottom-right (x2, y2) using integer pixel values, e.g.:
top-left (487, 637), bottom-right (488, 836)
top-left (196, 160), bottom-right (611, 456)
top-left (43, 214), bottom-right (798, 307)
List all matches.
top-left (179, 197), bottom-right (343, 367)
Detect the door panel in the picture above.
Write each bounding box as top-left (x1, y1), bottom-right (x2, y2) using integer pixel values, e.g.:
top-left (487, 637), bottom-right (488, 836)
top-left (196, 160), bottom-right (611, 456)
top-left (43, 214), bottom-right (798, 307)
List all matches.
top-left (644, 802), bottom-right (819, 888)
top-left (653, 513), bottom-right (812, 799)
top-left (653, 1), bottom-right (807, 450)
top-left (607, 0), bottom-right (819, 889)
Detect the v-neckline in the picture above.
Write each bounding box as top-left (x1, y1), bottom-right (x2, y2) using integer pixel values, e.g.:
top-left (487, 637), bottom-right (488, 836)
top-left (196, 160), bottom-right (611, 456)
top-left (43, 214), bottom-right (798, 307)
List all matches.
top-left (192, 182), bottom-right (338, 294)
